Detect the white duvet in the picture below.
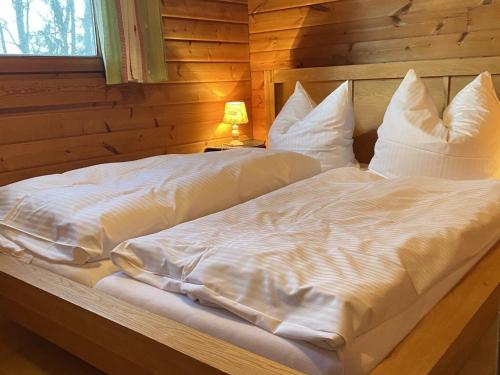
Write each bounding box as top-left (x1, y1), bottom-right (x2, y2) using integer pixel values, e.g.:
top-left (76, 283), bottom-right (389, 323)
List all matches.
top-left (0, 149), bottom-right (319, 264)
top-left (111, 168), bottom-right (500, 350)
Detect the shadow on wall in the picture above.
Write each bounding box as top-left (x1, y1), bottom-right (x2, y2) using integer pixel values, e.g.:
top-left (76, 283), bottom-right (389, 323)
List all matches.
top-left (285, 3), bottom-right (386, 163)
top-left (252, 3), bottom-right (350, 141)
top-left (265, 2), bottom-right (393, 160)
top-left (251, 1), bottom-right (413, 140)
top-left (288, 3), bottom-right (351, 70)
top-left (288, 1), bottom-right (419, 69)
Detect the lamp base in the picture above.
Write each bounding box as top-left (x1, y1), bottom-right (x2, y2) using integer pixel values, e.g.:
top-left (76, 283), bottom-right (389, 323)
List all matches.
top-left (228, 139), bottom-right (244, 147)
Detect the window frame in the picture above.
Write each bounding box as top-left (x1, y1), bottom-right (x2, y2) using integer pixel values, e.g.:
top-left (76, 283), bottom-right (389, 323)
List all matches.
top-left (0, 56), bottom-right (103, 74)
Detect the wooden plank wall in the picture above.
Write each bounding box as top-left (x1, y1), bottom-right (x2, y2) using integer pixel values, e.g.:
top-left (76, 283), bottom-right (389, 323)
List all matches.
top-left (248, 0), bottom-right (500, 139)
top-left (0, 0), bottom-right (251, 186)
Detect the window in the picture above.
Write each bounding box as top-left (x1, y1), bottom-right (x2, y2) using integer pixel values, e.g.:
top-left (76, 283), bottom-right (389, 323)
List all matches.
top-left (0, 0), bottom-right (97, 56)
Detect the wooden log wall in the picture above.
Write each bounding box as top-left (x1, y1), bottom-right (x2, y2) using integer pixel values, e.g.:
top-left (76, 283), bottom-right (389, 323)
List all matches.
top-left (0, 0), bottom-right (251, 186)
top-left (248, 0), bottom-right (500, 139)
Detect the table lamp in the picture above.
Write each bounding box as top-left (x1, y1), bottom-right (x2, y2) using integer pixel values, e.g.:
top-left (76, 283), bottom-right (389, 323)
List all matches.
top-left (223, 101), bottom-right (248, 146)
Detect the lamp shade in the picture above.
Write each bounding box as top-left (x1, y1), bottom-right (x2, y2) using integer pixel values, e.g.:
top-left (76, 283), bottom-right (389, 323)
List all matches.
top-left (223, 101), bottom-right (248, 125)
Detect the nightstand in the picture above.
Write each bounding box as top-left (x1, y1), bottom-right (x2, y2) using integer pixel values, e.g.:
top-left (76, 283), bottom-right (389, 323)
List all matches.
top-left (204, 139), bottom-right (266, 152)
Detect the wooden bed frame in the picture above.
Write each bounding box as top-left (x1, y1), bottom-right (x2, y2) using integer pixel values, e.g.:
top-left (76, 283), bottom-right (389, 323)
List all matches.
top-left (1, 56), bottom-right (500, 375)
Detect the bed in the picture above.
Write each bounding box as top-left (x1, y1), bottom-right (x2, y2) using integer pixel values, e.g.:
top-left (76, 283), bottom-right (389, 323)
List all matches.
top-left (104, 166), bottom-right (500, 375)
top-left (96, 239), bottom-right (496, 375)
top-left (0, 56), bottom-right (499, 375)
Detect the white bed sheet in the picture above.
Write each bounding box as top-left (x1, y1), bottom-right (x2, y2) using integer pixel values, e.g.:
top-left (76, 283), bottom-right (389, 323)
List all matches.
top-left (32, 258), bottom-right (118, 287)
top-left (0, 149), bottom-right (319, 264)
top-left (95, 246), bottom-right (489, 375)
top-left (111, 167), bottom-right (500, 351)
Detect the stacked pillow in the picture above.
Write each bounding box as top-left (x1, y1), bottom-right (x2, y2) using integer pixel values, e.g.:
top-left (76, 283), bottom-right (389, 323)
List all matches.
top-left (268, 81), bottom-right (358, 171)
top-left (369, 70), bottom-right (500, 179)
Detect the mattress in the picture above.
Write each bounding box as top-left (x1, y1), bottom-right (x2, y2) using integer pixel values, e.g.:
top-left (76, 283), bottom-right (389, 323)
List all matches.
top-left (32, 258), bottom-right (119, 287)
top-left (95, 246), bottom-right (489, 375)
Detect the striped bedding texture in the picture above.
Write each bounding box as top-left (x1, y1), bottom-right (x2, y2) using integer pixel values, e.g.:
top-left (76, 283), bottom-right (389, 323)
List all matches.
top-left (111, 167), bottom-right (500, 351)
top-left (0, 149), bottom-right (319, 264)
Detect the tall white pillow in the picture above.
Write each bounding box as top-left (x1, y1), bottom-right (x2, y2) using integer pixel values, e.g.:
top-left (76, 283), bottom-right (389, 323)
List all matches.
top-left (268, 81), bottom-right (357, 171)
top-left (369, 70), bottom-right (500, 179)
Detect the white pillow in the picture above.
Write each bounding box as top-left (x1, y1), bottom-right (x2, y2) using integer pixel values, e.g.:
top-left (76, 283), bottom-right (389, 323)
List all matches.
top-left (268, 81), bottom-right (358, 171)
top-left (369, 70), bottom-right (500, 179)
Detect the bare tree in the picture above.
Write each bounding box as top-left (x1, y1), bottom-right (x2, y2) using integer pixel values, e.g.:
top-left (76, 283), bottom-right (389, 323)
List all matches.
top-left (12, 0), bottom-right (31, 53)
top-left (0, 20), bottom-right (7, 53)
top-left (69, 0), bottom-right (75, 53)
top-left (81, 0), bottom-right (94, 55)
top-left (0, 0), bottom-right (33, 53)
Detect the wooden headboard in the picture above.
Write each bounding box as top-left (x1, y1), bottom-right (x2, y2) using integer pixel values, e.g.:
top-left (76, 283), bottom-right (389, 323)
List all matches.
top-left (263, 56), bottom-right (500, 164)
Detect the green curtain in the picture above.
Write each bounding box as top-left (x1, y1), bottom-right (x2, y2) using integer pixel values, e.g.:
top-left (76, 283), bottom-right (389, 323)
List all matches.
top-left (93, 0), bottom-right (167, 84)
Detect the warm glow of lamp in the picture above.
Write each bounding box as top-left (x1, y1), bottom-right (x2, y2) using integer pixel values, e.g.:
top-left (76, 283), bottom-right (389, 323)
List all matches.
top-left (223, 101), bottom-right (248, 146)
